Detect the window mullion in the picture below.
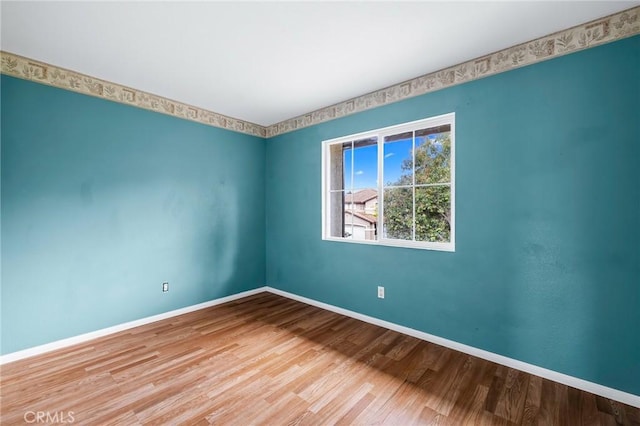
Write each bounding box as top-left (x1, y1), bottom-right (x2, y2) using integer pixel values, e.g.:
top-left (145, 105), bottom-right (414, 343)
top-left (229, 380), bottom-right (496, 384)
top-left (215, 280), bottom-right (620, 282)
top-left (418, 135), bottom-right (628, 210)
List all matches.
top-left (412, 130), bottom-right (416, 241)
top-left (349, 140), bottom-right (354, 238)
top-left (378, 134), bottom-right (383, 241)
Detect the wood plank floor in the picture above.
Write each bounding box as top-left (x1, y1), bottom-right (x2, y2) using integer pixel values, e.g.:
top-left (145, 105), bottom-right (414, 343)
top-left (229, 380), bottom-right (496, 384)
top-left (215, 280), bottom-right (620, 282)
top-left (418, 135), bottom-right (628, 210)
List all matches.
top-left (1, 292), bottom-right (638, 425)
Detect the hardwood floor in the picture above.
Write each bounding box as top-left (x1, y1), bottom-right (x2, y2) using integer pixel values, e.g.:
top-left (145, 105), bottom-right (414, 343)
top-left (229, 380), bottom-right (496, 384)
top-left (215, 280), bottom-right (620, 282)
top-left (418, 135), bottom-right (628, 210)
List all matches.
top-left (1, 292), bottom-right (638, 425)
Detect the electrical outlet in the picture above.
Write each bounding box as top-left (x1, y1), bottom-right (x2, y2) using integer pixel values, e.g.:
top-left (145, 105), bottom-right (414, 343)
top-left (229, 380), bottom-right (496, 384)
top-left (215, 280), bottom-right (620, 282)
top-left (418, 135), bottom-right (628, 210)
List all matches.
top-left (377, 286), bottom-right (385, 299)
top-left (162, 282), bottom-right (169, 292)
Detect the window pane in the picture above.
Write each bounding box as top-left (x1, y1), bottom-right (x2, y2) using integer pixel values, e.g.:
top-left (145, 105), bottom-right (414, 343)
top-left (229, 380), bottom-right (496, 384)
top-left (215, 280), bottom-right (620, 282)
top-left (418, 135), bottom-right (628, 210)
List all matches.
top-left (383, 131), bottom-right (413, 187)
top-left (345, 188), bottom-right (378, 241)
top-left (342, 142), bottom-right (353, 191)
top-left (328, 190), bottom-right (345, 238)
top-left (415, 185), bottom-right (451, 242)
top-left (352, 137), bottom-right (378, 190)
top-left (415, 129), bottom-right (451, 185)
top-left (383, 187), bottom-right (412, 240)
top-left (339, 137), bottom-right (378, 241)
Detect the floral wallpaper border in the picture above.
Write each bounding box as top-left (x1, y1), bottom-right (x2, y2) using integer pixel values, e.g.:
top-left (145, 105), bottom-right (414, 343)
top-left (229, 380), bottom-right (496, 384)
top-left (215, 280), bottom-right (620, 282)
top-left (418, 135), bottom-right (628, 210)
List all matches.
top-left (2, 6), bottom-right (638, 139)
top-left (0, 52), bottom-right (267, 138)
top-left (266, 6), bottom-right (639, 137)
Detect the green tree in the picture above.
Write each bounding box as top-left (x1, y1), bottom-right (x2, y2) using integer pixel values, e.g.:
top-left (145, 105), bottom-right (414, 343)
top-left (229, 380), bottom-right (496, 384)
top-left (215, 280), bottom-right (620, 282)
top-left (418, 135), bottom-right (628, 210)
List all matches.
top-left (384, 133), bottom-right (451, 242)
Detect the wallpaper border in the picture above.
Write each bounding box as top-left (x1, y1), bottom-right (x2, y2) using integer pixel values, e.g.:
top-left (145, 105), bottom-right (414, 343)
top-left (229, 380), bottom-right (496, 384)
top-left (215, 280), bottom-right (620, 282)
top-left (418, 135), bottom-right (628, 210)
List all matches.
top-left (0, 52), bottom-right (267, 138)
top-left (266, 6), bottom-right (639, 137)
top-left (2, 6), bottom-right (638, 139)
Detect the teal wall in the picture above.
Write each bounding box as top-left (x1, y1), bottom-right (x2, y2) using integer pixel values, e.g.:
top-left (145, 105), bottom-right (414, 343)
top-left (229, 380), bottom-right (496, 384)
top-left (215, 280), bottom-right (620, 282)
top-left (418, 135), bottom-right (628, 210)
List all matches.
top-left (266, 36), bottom-right (640, 395)
top-left (1, 75), bottom-right (265, 354)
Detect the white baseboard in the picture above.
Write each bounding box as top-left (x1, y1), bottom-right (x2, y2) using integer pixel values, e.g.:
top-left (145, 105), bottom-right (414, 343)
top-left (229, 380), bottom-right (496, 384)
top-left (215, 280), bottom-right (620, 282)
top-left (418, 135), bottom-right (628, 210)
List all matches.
top-left (2, 284), bottom-right (638, 408)
top-left (0, 287), bottom-right (268, 365)
top-left (265, 286), bottom-right (640, 408)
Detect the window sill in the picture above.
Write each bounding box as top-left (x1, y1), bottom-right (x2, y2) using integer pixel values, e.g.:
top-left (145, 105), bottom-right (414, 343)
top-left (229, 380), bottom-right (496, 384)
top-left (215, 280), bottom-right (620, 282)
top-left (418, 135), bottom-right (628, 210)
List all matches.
top-left (322, 236), bottom-right (455, 252)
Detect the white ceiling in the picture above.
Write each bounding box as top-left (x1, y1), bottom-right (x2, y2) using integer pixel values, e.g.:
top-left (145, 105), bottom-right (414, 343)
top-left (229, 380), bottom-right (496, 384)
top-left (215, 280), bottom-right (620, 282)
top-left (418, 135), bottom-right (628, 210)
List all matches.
top-left (1, 1), bottom-right (637, 127)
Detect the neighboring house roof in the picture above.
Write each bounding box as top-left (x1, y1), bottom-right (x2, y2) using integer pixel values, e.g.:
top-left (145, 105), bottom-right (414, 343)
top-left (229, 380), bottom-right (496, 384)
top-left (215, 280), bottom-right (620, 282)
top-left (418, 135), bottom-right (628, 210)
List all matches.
top-left (345, 209), bottom-right (377, 225)
top-left (345, 189), bottom-right (378, 204)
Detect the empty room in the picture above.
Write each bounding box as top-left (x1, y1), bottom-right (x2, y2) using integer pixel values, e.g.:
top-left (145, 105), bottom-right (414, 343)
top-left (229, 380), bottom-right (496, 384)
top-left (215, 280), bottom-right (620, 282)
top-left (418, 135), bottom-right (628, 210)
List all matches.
top-left (1, 1), bottom-right (639, 424)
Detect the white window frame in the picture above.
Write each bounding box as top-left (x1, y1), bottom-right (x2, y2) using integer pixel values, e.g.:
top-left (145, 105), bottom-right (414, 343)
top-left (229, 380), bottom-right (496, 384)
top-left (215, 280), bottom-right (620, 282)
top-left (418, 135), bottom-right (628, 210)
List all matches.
top-left (321, 112), bottom-right (455, 252)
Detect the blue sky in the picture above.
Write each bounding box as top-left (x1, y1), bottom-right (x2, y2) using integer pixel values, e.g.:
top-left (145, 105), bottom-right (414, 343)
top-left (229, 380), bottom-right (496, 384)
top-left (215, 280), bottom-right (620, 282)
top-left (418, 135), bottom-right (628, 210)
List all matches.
top-left (343, 137), bottom-right (419, 190)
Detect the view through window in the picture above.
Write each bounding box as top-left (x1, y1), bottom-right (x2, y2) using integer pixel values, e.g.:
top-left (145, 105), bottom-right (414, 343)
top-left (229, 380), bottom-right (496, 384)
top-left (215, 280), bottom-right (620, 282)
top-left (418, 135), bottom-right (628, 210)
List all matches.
top-left (323, 113), bottom-right (455, 251)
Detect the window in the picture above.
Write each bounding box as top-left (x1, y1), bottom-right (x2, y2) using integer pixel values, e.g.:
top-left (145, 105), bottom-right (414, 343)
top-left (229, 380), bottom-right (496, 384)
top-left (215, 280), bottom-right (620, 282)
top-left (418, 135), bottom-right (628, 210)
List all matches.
top-left (322, 113), bottom-right (455, 251)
